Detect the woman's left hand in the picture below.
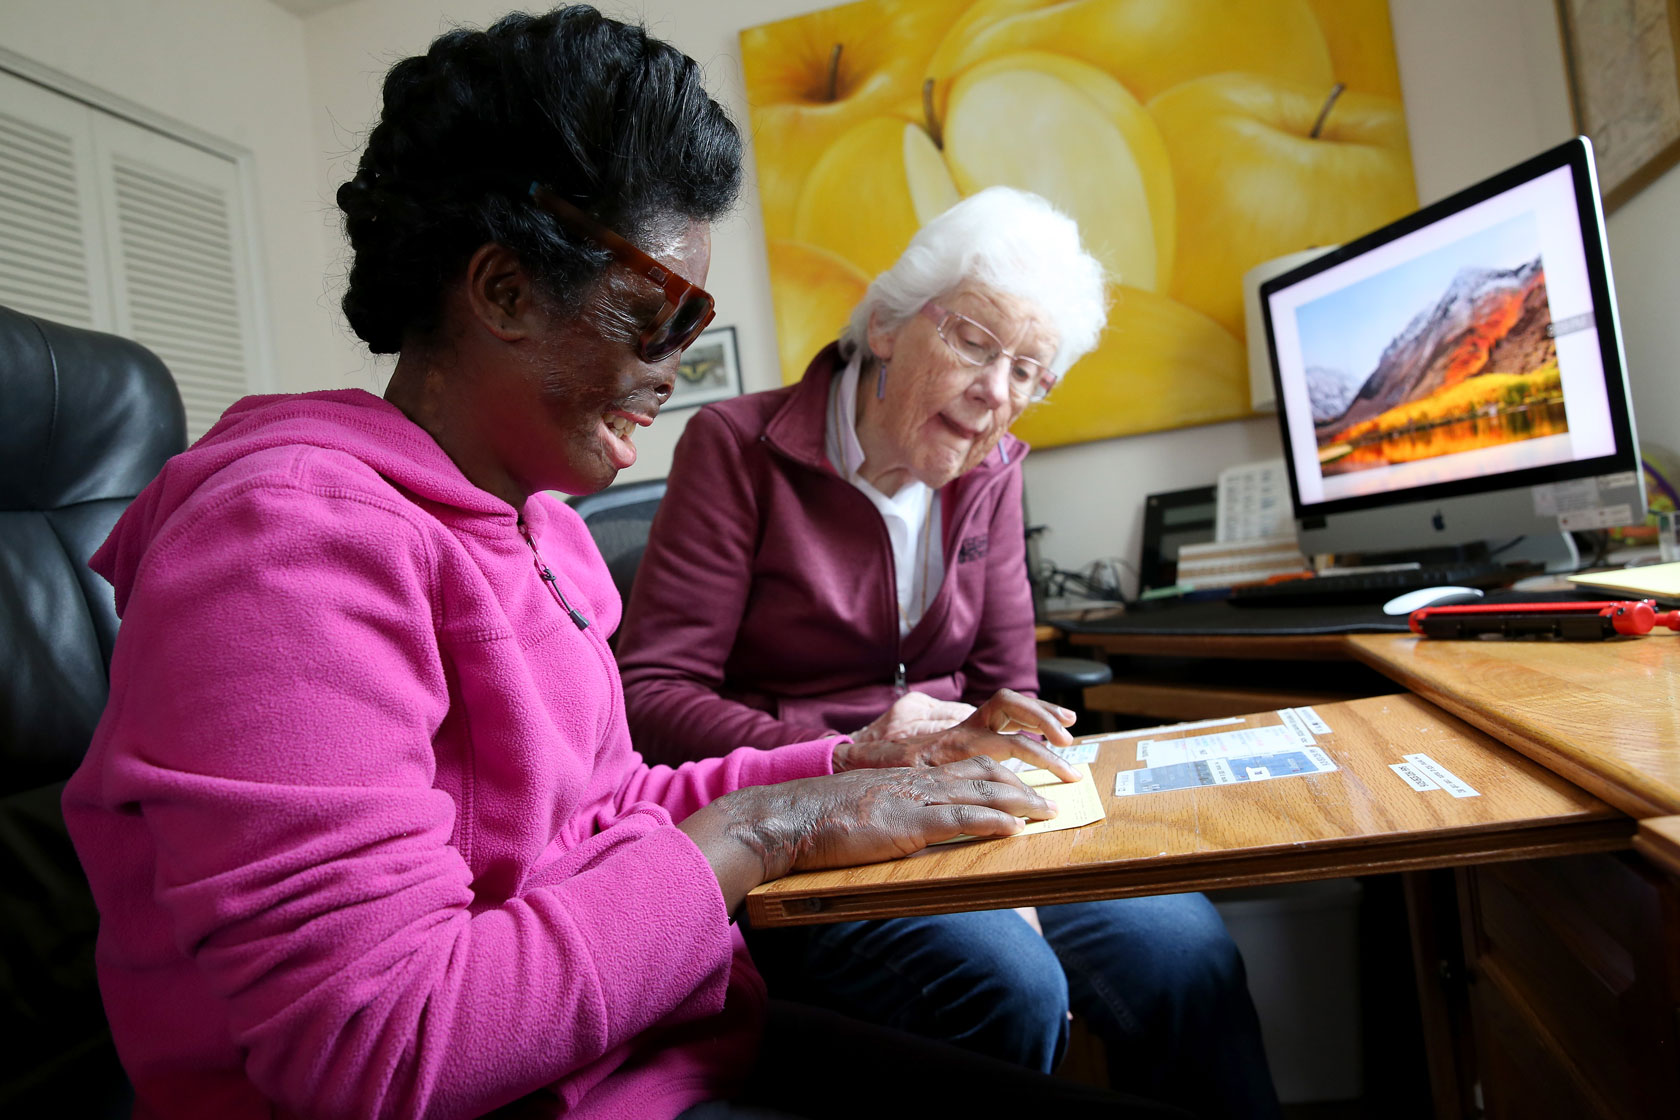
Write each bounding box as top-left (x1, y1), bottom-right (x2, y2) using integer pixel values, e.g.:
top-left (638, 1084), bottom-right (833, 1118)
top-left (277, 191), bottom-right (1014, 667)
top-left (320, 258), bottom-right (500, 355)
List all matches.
top-left (833, 688), bottom-right (1080, 782)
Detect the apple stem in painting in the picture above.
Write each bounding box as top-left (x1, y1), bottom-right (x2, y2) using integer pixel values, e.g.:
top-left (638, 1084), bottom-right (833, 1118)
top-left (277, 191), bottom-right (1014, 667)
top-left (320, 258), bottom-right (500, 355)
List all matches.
top-left (1309, 82), bottom-right (1347, 140)
top-left (922, 77), bottom-right (944, 149)
top-left (826, 43), bottom-right (842, 102)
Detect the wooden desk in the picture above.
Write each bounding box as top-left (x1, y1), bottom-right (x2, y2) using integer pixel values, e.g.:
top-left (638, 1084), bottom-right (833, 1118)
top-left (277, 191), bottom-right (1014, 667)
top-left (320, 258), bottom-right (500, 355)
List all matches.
top-left (749, 633), bottom-right (1680, 1117)
top-left (1635, 815), bottom-right (1680, 877)
top-left (746, 693), bottom-right (1628, 927)
top-left (1347, 633), bottom-right (1680, 817)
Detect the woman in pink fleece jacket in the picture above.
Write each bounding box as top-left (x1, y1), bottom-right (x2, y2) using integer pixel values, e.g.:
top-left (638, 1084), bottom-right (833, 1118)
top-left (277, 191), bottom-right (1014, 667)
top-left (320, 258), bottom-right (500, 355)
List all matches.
top-left (62, 8), bottom-right (1188, 1120)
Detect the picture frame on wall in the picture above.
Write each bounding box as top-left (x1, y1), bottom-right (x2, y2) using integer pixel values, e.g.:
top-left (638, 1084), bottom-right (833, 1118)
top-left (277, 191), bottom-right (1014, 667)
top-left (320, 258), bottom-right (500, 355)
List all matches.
top-left (670, 325), bottom-right (742, 411)
top-left (1556, 0), bottom-right (1680, 211)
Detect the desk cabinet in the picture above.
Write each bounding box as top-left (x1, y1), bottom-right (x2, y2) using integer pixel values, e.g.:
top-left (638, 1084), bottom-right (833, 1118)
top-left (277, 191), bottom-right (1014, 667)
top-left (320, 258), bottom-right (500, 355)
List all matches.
top-left (1457, 852), bottom-right (1680, 1119)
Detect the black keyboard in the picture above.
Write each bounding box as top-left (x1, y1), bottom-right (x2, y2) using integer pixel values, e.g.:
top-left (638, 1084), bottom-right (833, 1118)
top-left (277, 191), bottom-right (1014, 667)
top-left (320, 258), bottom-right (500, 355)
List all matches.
top-left (1226, 563), bottom-right (1515, 607)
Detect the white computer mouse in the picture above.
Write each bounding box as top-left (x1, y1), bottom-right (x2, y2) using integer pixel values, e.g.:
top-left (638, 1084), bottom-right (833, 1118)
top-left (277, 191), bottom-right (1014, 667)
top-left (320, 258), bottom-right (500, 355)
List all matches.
top-left (1382, 586), bottom-right (1486, 616)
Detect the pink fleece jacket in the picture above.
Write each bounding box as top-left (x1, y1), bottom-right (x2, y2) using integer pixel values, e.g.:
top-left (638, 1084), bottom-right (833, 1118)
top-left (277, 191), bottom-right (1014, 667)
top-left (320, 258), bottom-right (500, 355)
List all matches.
top-left (62, 389), bottom-right (837, 1120)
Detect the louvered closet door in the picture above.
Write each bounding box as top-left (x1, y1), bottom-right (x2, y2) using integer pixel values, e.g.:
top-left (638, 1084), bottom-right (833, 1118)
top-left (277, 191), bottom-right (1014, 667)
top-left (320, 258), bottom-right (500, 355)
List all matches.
top-left (0, 69), bottom-right (112, 330)
top-left (91, 114), bottom-right (259, 441)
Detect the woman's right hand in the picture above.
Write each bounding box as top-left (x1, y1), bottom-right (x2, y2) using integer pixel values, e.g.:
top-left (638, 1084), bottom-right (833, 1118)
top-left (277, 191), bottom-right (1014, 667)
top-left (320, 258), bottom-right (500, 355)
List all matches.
top-left (677, 757), bottom-right (1057, 911)
top-left (851, 691), bottom-right (977, 742)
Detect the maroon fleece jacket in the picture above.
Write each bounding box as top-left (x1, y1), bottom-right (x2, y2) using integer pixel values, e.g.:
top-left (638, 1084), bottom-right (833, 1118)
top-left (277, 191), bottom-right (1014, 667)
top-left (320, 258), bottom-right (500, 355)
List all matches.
top-left (618, 344), bottom-right (1038, 763)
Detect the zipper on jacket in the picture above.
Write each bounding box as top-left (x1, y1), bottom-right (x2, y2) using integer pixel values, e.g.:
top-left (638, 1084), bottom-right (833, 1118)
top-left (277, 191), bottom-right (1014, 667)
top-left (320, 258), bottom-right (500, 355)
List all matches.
top-left (894, 661), bottom-right (907, 695)
top-left (518, 518), bottom-right (590, 630)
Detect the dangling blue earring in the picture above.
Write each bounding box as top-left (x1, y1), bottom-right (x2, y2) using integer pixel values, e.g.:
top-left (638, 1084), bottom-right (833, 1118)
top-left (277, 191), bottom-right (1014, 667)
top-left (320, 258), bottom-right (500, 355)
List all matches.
top-left (875, 358), bottom-right (889, 399)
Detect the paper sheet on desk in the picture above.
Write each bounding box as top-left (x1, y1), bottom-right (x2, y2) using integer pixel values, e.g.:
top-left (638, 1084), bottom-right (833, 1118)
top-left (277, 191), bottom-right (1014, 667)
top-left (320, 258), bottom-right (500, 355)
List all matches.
top-left (1567, 561), bottom-right (1680, 602)
top-left (1116, 746), bottom-right (1337, 796)
top-left (934, 763), bottom-right (1104, 844)
top-left (1135, 723), bottom-right (1308, 766)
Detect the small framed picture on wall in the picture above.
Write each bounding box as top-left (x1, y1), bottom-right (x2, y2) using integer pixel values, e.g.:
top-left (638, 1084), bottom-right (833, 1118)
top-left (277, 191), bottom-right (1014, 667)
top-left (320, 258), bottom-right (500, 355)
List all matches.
top-left (670, 325), bottom-right (742, 410)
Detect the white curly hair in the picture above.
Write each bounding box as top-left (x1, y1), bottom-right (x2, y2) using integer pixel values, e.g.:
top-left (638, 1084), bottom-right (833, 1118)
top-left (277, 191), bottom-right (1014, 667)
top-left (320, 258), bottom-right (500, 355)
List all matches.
top-left (838, 186), bottom-right (1108, 380)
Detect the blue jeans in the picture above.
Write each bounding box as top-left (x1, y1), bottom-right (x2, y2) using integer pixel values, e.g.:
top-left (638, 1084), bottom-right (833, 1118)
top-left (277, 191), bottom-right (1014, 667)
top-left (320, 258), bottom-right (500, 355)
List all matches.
top-left (677, 1000), bottom-right (1190, 1120)
top-left (745, 895), bottom-right (1279, 1120)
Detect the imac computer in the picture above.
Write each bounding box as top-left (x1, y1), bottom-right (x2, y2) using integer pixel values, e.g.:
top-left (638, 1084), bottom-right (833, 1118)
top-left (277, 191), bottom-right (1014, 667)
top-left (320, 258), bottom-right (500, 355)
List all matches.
top-left (1258, 137), bottom-right (1645, 567)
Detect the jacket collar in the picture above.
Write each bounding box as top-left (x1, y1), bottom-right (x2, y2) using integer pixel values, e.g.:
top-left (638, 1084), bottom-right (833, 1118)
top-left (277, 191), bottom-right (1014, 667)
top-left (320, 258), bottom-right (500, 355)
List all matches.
top-left (761, 341), bottom-right (1028, 483)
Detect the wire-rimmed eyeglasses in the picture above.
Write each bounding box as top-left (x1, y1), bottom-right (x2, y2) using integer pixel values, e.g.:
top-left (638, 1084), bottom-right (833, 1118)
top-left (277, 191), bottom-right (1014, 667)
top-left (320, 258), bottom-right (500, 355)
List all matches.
top-left (919, 302), bottom-right (1057, 403)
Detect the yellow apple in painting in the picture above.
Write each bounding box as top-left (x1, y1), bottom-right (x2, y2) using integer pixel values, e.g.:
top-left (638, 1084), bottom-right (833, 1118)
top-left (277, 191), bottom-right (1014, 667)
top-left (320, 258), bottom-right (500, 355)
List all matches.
top-left (767, 240), bottom-right (872, 385)
top-left (1010, 284), bottom-right (1249, 448)
top-left (741, 0), bottom-right (970, 243)
top-left (1304, 0), bottom-right (1405, 99)
top-left (1149, 73), bottom-right (1417, 338)
top-left (924, 0), bottom-right (1332, 123)
top-left (793, 116), bottom-right (959, 281)
top-left (941, 52), bottom-right (1174, 291)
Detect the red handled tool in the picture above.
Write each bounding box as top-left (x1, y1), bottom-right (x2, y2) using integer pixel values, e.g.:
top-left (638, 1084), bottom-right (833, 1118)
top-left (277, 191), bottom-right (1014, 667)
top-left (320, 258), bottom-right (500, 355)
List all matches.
top-left (1410, 599), bottom-right (1680, 640)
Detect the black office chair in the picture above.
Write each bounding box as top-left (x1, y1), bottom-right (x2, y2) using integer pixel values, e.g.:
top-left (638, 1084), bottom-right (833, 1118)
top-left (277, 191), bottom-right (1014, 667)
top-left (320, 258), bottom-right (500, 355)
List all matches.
top-left (567, 478), bottom-right (669, 606)
top-left (0, 305), bottom-right (186, 1115)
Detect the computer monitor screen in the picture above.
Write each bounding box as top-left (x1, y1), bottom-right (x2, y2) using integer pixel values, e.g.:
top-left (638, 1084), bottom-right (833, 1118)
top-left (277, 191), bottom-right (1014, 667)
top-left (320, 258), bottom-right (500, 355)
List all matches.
top-left (1259, 137), bottom-right (1644, 559)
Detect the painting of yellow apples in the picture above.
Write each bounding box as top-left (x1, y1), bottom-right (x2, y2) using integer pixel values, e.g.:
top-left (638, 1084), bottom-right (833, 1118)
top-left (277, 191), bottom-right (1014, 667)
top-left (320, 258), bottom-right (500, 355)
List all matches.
top-left (741, 0), bottom-right (1418, 448)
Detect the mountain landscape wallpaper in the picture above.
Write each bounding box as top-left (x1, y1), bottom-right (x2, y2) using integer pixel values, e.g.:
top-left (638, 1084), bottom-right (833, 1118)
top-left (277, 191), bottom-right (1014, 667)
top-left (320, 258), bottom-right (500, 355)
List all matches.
top-left (1297, 216), bottom-right (1565, 477)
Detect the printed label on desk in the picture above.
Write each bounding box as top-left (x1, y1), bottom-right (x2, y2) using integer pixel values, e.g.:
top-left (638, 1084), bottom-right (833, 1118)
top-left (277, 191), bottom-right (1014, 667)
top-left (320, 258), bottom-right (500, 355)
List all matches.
top-left (1053, 742), bottom-right (1101, 765)
top-left (1289, 706), bottom-right (1333, 736)
top-left (1389, 761), bottom-right (1440, 791)
top-left (1275, 707), bottom-right (1317, 747)
top-left (1115, 747), bottom-right (1336, 796)
top-left (1402, 753), bottom-right (1480, 798)
top-left (1137, 722), bottom-right (1301, 765)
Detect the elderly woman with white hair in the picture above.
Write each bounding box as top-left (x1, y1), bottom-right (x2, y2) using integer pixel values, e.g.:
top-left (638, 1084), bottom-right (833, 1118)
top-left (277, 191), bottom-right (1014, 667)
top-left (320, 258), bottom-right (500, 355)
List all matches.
top-left (617, 187), bottom-right (1278, 1118)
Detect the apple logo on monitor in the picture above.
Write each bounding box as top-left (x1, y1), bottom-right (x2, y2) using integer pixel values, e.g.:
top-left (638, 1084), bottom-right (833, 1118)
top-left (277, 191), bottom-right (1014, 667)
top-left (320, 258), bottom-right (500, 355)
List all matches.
top-left (1432, 510), bottom-right (1446, 532)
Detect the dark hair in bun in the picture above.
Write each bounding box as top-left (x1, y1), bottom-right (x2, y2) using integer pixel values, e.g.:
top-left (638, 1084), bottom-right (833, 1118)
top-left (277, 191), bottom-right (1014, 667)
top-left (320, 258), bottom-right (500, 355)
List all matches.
top-left (336, 5), bottom-right (741, 353)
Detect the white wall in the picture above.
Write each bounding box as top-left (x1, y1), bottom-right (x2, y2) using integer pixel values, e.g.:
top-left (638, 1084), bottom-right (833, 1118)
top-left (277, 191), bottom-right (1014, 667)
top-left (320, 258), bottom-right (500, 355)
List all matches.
top-left (5, 1), bottom-right (1674, 579)
top-left (0, 0), bottom-right (344, 397)
top-left (301, 0), bottom-right (1680, 579)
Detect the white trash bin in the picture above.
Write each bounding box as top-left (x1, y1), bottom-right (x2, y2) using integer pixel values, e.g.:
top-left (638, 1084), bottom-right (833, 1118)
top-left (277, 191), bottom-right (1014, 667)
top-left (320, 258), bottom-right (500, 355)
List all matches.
top-left (1211, 878), bottom-right (1364, 1104)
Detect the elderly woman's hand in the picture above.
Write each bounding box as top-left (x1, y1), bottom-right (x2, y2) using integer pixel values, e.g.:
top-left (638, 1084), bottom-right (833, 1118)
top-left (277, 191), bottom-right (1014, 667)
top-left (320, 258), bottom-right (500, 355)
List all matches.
top-left (679, 757), bottom-right (1058, 909)
top-left (833, 688), bottom-right (1080, 782)
top-left (851, 691), bottom-right (977, 743)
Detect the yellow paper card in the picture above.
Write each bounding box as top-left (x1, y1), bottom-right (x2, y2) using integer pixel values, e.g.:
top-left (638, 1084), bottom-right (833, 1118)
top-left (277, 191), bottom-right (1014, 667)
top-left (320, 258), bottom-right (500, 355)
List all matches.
top-left (935, 763), bottom-right (1104, 844)
top-left (1015, 763), bottom-right (1105, 837)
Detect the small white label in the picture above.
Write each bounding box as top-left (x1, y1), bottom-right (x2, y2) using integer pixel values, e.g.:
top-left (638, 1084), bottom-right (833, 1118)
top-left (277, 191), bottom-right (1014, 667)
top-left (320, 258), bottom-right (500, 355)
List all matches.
top-left (1390, 761), bottom-right (1440, 791)
top-left (1532, 479), bottom-right (1599, 516)
top-left (1600, 471), bottom-right (1638, 489)
top-left (1055, 742), bottom-right (1100, 765)
top-left (1301, 746), bottom-right (1337, 772)
top-left (1207, 758), bottom-right (1238, 785)
top-left (1402, 753), bottom-right (1480, 798)
top-left (1559, 504), bottom-right (1635, 531)
top-left (1246, 766), bottom-right (1272, 781)
top-left (1114, 770), bottom-right (1135, 796)
top-left (1275, 707), bottom-right (1317, 747)
top-left (1291, 706), bottom-right (1333, 735)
